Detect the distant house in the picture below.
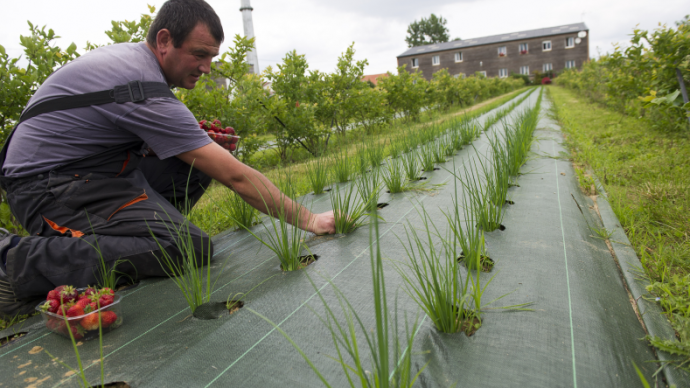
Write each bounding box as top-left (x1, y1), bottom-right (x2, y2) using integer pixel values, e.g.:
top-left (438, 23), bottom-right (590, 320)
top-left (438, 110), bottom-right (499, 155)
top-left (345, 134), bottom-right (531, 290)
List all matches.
top-left (397, 23), bottom-right (589, 80)
top-left (361, 73), bottom-right (389, 86)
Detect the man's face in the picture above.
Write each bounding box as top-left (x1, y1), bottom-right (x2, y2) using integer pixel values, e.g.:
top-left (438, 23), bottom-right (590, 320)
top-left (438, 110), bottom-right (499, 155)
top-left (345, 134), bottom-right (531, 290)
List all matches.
top-left (159, 23), bottom-right (220, 89)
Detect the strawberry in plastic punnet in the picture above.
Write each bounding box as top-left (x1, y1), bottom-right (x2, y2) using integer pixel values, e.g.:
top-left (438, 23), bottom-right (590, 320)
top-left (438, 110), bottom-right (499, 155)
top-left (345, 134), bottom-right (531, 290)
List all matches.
top-left (98, 294), bottom-right (115, 308)
top-left (80, 311), bottom-right (118, 331)
top-left (58, 285), bottom-right (78, 304)
top-left (40, 299), bottom-right (60, 314)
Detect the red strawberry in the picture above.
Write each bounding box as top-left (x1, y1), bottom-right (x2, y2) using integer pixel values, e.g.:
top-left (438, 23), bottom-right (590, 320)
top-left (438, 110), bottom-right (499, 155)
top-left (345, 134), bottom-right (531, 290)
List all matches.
top-left (88, 301), bottom-right (98, 312)
top-left (80, 311), bottom-right (118, 331)
top-left (75, 298), bottom-right (91, 311)
top-left (100, 311), bottom-right (118, 328)
top-left (41, 299), bottom-right (60, 314)
top-left (230, 136), bottom-right (239, 144)
top-left (56, 303), bottom-right (70, 317)
top-left (58, 285), bottom-right (78, 304)
top-left (229, 143), bottom-right (237, 152)
top-left (212, 119), bottom-right (222, 126)
top-left (99, 288), bottom-right (114, 296)
top-left (98, 294), bottom-right (114, 308)
top-left (83, 287), bottom-right (97, 297)
top-left (66, 304), bottom-right (85, 318)
top-left (46, 289), bottom-right (61, 301)
top-left (59, 323), bottom-right (85, 340)
top-left (46, 317), bottom-right (62, 331)
top-left (226, 127), bottom-right (235, 135)
top-left (199, 120), bottom-right (209, 130)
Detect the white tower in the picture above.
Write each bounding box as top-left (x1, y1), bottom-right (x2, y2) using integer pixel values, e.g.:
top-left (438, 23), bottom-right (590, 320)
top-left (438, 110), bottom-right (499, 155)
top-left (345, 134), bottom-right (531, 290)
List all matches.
top-left (240, 0), bottom-right (259, 74)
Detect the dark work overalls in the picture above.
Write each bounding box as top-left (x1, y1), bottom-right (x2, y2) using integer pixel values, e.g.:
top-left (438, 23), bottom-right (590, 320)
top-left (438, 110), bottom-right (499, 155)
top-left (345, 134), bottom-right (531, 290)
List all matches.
top-left (0, 81), bottom-right (213, 312)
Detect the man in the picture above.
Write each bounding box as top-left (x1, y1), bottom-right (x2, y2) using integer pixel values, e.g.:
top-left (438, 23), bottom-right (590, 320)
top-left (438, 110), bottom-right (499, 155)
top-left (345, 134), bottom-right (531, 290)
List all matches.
top-left (0, 0), bottom-right (335, 319)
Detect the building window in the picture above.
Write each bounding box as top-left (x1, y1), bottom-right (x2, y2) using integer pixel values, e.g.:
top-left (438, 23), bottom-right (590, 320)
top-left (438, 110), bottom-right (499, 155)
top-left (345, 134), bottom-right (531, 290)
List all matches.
top-left (454, 52), bottom-right (463, 62)
top-left (542, 41), bottom-right (552, 51)
top-left (566, 37), bottom-right (575, 48)
top-left (479, 71), bottom-right (487, 77)
top-left (454, 72), bottom-right (466, 78)
top-left (432, 55), bottom-right (440, 66)
top-left (519, 65), bottom-right (529, 75)
top-left (543, 63), bottom-right (553, 72)
top-left (565, 60), bottom-right (576, 69)
top-left (519, 43), bottom-right (528, 54)
top-left (498, 46), bottom-right (507, 57)
top-left (498, 68), bottom-right (508, 78)
top-left (411, 58), bottom-right (419, 68)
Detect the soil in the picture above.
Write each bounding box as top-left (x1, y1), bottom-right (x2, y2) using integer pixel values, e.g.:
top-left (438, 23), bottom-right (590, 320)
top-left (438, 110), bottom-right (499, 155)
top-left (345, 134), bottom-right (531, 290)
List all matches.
top-left (412, 177), bottom-right (427, 181)
top-left (281, 254), bottom-right (319, 271)
top-left (478, 223), bottom-right (506, 232)
top-left (458, 312), bottom-right (482, 337)
top-left (508, 184), bottom-right (520, 188)
top-left (376, 203), bottom-right (389, 210)
top-left (101, 382), bottom-right (131, 388)
top-left (0, 332), bottom-right (27, 347)
top-left (505, 200), bottom-right (515, 205)
top-left (458, 252), bottom-right (495, 272)
top-left (227, 300), bottom-right (245, 315)
top-left (433, 167), bottom-right (441, 171)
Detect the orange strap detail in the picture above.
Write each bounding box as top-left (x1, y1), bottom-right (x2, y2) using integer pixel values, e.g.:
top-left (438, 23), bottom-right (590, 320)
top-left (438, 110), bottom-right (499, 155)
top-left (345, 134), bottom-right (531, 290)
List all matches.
top-left (107, 192), bottom-right (148, 221)
top-left (42, 216), bottom-right (85, 238)
top-left (115, 151), bottom-right (131, 177)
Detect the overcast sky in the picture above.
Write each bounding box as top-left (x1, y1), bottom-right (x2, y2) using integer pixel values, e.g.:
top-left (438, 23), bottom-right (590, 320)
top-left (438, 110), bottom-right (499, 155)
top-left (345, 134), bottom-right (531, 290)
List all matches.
top-left (1, 0), bottom-right (686, 76)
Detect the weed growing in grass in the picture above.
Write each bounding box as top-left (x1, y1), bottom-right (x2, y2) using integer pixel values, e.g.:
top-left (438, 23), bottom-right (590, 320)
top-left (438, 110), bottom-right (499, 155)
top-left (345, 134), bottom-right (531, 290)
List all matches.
top-left (331, 183), bottom-right (369, 234)
top-left (418, 144), bottom-right (436, 172)
top-left (333, 150), bottom-right (353, 183)
top-left (383, 158), bottom-right (407, 193)
top-left (250, 210), bottom-right (427, 387)
top-left (355, 168), bottom-right (382, 211)
top-left (402, 151), bottom-right (420, 181)
top-left (226, 190), bottom-right (260, 230)
top-left (306, 157), bottom-right (330, 194)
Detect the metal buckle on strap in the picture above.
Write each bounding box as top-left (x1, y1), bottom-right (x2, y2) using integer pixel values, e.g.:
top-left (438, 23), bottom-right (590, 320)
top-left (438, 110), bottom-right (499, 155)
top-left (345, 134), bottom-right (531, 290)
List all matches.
top-left (127, 81), bottom-right (145, 103)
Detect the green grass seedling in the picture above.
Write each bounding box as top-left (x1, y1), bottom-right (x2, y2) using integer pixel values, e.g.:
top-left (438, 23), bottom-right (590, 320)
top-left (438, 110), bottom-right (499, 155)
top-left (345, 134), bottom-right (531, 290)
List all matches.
top-left (402, 151), bottom-right (420, 181)
top-left (388, 138), bottom-right (402, 159)
top-left (226, 190), bottom-right (260, 230)
top-left (331, 183), bottom-right (369, 234)
top-left (433, 140), bottom-right (447, 164)
top-left (356, 144), bottom-right (370, 175)
top-left (306, 156), bottom-right (330, 194)
top-left (442, 174), bottom-right (489, 271)
top-left (333, 150), bottom-right (353, 183)
top-left (367, 139), bottom-right (386, 168)
top-left (392, 205), bottom-right (480, 335)
top-left (383, 158), bottom-right (407, 193)
top-left (250, 211), bottom-right (427, 387)
top-left (355, 167), bottom-right (382, 211)
top-left (457, 158), bottom-right (505, 232)
top-left (418, 144), bottom-right (436, 172)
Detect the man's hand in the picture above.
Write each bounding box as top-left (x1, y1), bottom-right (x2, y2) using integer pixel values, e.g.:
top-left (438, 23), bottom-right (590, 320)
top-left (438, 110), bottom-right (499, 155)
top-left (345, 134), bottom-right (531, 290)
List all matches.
top-left (308, 211), bottom-right (336, 235)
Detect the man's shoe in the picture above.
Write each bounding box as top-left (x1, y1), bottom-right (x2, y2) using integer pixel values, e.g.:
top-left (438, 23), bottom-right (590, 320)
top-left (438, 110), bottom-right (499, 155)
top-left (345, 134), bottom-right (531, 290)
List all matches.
top-left (0, 229), bottom-right (38, 320)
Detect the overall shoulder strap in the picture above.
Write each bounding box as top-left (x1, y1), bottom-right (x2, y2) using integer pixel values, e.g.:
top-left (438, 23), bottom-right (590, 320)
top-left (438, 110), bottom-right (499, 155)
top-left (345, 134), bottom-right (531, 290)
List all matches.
top-left (0, 81), bottom-right (176, 187)
top-left (17, 81), bottom-right (176, 124)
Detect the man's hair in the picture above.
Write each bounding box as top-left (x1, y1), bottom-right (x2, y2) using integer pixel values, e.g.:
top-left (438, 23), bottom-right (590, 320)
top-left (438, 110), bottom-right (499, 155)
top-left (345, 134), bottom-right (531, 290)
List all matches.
top-left (146, 0), bottom-right (224, 48)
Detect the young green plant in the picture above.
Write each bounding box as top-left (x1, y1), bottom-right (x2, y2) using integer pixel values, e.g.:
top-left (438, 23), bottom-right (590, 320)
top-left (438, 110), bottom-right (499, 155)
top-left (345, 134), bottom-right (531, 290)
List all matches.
top-left (306, 156), bottom-right (330, 195)
top-left (383, 158), bottom-right (407, 194)
top-left (330, 183), bottom-right (369, 234)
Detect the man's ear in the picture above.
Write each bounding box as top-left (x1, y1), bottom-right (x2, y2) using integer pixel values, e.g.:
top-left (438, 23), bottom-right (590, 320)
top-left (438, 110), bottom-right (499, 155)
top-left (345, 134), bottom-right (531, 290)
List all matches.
top-left (156, 28), bottom-right (173, 52)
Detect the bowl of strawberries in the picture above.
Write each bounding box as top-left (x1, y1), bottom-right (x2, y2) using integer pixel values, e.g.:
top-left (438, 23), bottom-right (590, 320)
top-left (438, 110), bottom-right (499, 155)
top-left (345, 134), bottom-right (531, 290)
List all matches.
top-left (199, 119), bottom-right (240, 153)
top-left (35, 285), bottom-right (123, 341)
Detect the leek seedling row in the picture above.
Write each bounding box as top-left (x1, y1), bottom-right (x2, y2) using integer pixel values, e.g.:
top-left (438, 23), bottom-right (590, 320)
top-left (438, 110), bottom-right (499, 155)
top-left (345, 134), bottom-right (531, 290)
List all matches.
top-left (402, 150), bottom-right (420, 181)
top-left (332, 150), bottom-right (353, 183)
top-left (418, 144), bottom-right (436, 172)
top-left (355, 168), bottom-right (382, 211)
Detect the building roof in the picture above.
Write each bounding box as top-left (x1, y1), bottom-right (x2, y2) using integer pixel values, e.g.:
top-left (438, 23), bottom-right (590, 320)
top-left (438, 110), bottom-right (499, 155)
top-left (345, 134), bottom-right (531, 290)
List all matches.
top-left (361, 73), bottom-right (389, 86)
top-left (397, 22), bottom-right (588, 58)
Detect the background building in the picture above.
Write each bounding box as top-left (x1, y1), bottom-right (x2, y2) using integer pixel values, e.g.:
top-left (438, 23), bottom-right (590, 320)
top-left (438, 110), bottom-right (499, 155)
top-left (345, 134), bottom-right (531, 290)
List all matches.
top-left (397, 23), bottom-right (589, 80)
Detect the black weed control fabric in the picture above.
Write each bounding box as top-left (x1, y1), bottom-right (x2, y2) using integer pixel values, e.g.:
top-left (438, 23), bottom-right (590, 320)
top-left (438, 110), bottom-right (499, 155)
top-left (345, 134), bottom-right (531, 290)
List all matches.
top-left (0, 89), bottom-right (669, 388)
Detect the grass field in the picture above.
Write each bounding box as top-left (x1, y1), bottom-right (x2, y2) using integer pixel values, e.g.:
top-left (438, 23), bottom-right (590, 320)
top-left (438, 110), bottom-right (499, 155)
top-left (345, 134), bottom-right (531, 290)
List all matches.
top-left (548, 85), bottom-right (690, 368)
